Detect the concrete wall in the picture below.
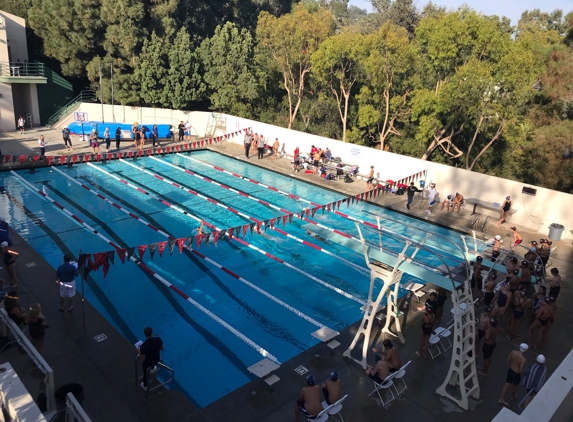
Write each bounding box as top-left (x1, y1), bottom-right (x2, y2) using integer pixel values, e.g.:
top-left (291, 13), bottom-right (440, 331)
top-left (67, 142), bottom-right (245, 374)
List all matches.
top-left (0, 11), bottom-right (39, 129)
top-left (65, 102), bottom-right (211, 136)
top-left (0, 11), bottom-right (27, 62)
top-left (492, 349), bottom-right (573, 422)
top-left (0, 81), bottom-right (15, 130)
top-left (75, 103), bottom-right (573, 240)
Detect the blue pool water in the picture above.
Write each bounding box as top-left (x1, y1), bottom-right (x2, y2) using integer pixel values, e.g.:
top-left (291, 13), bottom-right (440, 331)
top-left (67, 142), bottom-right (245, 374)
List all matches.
top-left (0, 150), bottom-right (471, 407)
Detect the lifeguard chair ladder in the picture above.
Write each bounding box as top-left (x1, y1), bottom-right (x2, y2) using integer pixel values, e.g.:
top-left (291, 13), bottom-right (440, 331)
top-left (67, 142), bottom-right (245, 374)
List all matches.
top-left (342, 224), bottom-right (407, 369)
top-left (435, 272), bottom-right (480, 410)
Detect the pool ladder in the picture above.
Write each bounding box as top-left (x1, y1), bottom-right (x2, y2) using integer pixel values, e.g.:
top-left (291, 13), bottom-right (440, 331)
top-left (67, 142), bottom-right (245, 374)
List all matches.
top-left (135, 354), bottom-right (175, 400)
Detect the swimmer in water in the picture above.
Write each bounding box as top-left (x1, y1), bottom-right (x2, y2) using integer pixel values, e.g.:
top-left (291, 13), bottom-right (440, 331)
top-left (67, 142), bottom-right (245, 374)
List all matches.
top-left (197, 221), bottom-right (204, 236)
top-left (305, 229), bottom-right (327, 243)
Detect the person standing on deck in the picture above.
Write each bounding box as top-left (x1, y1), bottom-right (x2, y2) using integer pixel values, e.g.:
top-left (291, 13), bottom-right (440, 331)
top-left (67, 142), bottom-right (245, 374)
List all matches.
top-left (497, 196), bottom-right (512, 228)
top-left (510, 226), bottom-right (522, 252)
top-left (499, 344), bottom-right (528, 405)
top-left (56, 254), bottom-right (79, 312)
top-left (426, 183), bottom-right (437, 214)
top-left (406, 182), bottom-right (421, 210)
top-left (243, 131), bottom-right (253, 158)
top-left (366, 166), bottom-right (375, 191)
top-left (139, 327), bottom-right (164, 391)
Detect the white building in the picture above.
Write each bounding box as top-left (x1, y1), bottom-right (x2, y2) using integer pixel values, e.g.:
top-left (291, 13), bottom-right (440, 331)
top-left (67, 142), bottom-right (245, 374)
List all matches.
top-left (0, 10), bottom-right (45, 131)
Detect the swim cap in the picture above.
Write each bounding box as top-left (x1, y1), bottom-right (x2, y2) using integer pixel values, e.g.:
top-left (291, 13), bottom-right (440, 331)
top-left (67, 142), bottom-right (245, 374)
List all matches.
top-left (520, 343), bottom-right (528, 352)
top-left (521, 260), bottom-right (528, 265)
top-left (306, 375), bottom-right (315, 386)
top-left (531, 241), bottom-right (538, 245)
top-left (495, 235), bottom-right (501, 240)
top-left (506, 196), bottom-right (511, 200)
top-left (537, 355), bottom-right (546, 364)
top-left (484, 306), bottom-right (492, 313)
top-left (477, 256), bottom-right (483, 261)
top-left (512, 269), bottom-right (519, 275)
top-left (490, 318), bottom-right (498, 327)
top-left (490, 274), bottom-right (497, 280)
top-left (511, 226), bottom-right (516, 230)
top-left (0, 241), bottom-right (7, 248)
top-left (374, 354), bottom-right (382, 363)
top-left (330, 371), bottom-right (338, 381)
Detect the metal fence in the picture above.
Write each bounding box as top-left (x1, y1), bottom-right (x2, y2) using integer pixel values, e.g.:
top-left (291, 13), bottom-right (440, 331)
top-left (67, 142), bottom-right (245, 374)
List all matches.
top-left (63, 392), bottom-right (91, 422)
top-left (0, 62), bottom-right (45, 77)
top-left (0, 308), bottom-right (56, 413)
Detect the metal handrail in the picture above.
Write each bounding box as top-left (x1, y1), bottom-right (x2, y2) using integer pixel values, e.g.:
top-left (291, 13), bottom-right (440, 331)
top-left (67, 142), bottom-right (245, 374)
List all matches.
top-left (47, 90), bottom-right (97, 127)
top-left (134, 354), bottom-right (174, 400)
top-left (0, 61), bottom-right (45, 77)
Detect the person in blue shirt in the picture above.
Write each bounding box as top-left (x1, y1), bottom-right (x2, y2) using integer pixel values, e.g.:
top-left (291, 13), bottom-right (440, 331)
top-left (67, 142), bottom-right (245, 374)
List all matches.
top-left (62, 127), bottom-right (73, 151)
top-left (56, 254), bottom-right (79, 312)
top-left (151, 124), bottom-right (159, 147)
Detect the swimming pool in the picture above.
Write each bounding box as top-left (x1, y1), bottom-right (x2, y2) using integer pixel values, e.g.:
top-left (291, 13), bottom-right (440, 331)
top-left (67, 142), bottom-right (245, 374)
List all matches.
top-left (0, 150), bottom-right (470, 407)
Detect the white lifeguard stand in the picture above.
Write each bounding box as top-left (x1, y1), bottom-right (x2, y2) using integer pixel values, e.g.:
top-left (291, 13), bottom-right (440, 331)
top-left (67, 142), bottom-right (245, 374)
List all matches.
top-left (338, 221), bottom-right (479, 410)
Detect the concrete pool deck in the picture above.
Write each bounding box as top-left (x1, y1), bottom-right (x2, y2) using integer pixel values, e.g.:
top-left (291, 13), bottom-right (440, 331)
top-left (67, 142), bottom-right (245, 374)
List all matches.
top-left (1, 129), bottom-right (572, 421)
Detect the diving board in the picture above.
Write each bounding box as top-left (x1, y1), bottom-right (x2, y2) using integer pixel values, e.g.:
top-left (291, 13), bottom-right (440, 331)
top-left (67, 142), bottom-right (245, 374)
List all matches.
top-left (303, 225), bottom-right (461, 292)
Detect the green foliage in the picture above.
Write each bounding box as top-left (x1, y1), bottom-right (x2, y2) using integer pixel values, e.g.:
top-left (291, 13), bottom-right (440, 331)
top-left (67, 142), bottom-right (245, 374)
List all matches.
top-left (257, 2), bottom-right (334, 128)
top-left (21, 0), bottom-right (573, 193)
top-left (164, 28), bottom-right (204, 109)
top-left (198, 22), bottom-right (259, 115)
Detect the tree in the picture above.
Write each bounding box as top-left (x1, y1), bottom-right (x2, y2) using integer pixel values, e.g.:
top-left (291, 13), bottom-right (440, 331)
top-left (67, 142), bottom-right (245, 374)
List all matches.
top-left (164, 28), bottom-right (204, 110)
top-left (410, 10), bottom-right (515, 162)
top-left (257, 3), bottom-right (334, 129)
top-left (367, 0), bottom-right (419, 38)
top-left (351, 22), bottom-right (414, 149)
top-left (311, 32), bottom-right (367, 142)
top-left (198, 22), bottom-right (259, 116)
top-left (136, 31), bottom-right (169, 107)
top-left (28, 0), bottom-right (104, 77)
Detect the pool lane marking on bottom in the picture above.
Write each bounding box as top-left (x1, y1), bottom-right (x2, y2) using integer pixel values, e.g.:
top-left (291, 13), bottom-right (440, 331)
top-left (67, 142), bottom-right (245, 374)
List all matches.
top-left (88, 161), bottom-right (364, 305)
top-left (1, 189), bottom-right (140, 344)
top-left (9, 170), bottom-right (281, 365)
top-left (174, 153), bottom-right (411, 256)
top-left (86, 162), bottom-right (203, 224)
top-left (122, 158), bottom-right (367, 275)
top-left (176, 153), bottom-right (318, 206)
top-left (51, 166), bottom-right (174, 240)
top-left (149, 156), bottom-right (368, 275)
top-left (51, 165), bottom-right (325, 329)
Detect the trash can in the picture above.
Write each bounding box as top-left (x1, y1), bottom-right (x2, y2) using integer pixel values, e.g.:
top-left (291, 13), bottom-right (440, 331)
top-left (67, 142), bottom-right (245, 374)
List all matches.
top-left (548, 223), bottom-right (565, 241)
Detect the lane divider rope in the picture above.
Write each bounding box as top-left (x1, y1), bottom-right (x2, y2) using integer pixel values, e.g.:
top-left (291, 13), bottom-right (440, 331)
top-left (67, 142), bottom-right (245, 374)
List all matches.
top-left (9, 169), bottom-right (280, 365)
top-left (51, 166), bottom-right (325, 329)
top-left (148, 156), bottom-right (368, 275)
top-left (89, 161), bottom-right (364, 305)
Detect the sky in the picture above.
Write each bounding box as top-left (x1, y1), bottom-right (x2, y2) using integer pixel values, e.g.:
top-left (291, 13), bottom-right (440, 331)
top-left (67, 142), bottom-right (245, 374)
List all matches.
top-left (348, 0), bottom-right (573, 24)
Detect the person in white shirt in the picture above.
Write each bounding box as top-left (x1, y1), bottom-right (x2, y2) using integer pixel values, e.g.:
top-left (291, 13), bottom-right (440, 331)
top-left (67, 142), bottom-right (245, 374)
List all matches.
top-left (184, 122), bottom-right (192, 141)
top-left (17, 116), bottom-right (25, 134)
top-left (427, 183), bottom-right (437, 214)
top-left (38, 135), bottom-right (46, 157)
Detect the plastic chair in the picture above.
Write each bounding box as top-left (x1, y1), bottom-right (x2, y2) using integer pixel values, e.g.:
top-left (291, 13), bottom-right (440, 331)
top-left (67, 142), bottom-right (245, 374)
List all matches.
top-left (428, 333), bottom-right (443, 359)
top-left (368, 372), bottom-right (397, 406)
top-left (308, 403), bottom-right (332, 422)
top-left (393, 361), bottom-right (411, 395)
top-left (434, 324), bottom-right (454, 352)
top-left (322, 394), bottom-right (348, 421)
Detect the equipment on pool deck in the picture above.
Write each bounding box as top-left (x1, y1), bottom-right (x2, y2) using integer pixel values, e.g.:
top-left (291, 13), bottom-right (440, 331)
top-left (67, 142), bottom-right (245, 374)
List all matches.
top-left (313, 221), bottom-right (479, 411)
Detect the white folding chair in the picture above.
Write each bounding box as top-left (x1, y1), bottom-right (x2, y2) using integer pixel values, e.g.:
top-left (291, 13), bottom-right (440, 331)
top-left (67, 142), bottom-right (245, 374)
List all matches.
top-left (368, 372), bottom-right (397, 406)
top-left (308, 403), bottom-right (332, 422)
top-left (393, 361), bottom-right (411, 395)
top-left (322, 394), bottom-right (348, 422)
top-left (428, 332), bottom-right (443, 359)
top-left (434, 324), bottom-right (454, 352)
